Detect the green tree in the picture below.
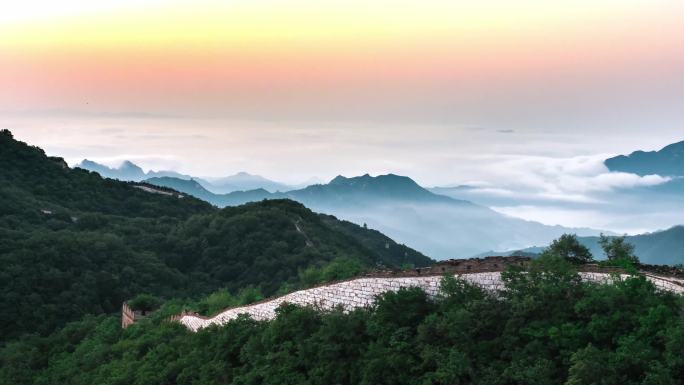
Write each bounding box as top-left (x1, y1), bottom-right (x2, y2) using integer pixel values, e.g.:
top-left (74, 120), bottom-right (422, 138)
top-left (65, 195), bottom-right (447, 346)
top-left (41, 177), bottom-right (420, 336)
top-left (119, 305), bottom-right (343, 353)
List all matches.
top-left (542, 234), bottom-right (593, 264)
top-left (566, 344), bottom-right (613, 385)
top-left (128, 294), bottom-right (162, 312)
top-left (599, 234), bottom-right (639, 264)
top-left (3, 265), bottom-right (684, 385)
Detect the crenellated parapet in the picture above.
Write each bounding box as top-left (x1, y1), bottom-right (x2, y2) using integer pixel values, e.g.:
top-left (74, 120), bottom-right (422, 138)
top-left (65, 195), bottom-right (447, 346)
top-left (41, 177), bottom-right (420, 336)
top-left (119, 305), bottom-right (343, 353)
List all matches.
top-left (121, 302), bottom-right (136, 328)
top-left (121, 302), bottom-right (155, 328)
top-left (172, 259), bottom-right (684, 332)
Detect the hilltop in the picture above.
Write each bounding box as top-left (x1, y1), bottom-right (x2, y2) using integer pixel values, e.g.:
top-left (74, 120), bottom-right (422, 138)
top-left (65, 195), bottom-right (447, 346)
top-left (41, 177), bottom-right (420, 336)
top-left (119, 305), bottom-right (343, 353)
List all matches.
top-left (476, 226), bottom-right (684, 266)
top-left (200, 171), bottom-right (292, 193)
top-left (4, 253), bottom-right (683, 385)
top-left (77, 159), bottom-right (293, 192)
top-left (146, 173), bottom-right (603, 258)
top-left (605, 140), bottom-right (684, 176)
top-left (0, 130), bottom-right (431, 340)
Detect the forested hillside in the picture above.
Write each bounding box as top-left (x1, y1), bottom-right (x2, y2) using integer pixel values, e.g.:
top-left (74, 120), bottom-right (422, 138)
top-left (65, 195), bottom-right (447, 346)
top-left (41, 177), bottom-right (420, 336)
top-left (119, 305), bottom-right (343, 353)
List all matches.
top-left (485, 227), bottom-right (684, 266)
top-left (145, 174), bottom-right (604, 259)
top-left (0, 130), bottom-right (431, 341)
top-left (2, 257), bottom-right (683, 385)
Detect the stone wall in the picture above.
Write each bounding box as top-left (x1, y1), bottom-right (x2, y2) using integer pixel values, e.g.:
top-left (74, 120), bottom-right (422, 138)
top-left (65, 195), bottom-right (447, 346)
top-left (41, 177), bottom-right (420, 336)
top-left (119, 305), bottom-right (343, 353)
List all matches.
top-left (121, 302), bottom-right (136, 328)
top-left (177, 269), bottom-right (684, 332)
top-left (368, 256), bottom-right (533, 277)
top-left (121, 302), bottom-right (154, 328)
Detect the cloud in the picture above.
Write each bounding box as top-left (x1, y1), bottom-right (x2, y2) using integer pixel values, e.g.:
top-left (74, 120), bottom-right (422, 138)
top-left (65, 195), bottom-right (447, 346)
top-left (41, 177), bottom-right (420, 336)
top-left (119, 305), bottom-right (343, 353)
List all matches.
top-left (458, 154), bottom-right (670, 203)
top-left (562, 171), bottom-right (668, 193)
top-left (491, 205), bottom-right (609, 230)
top-left (491, 202), bottom-right (684, 236)
top-left (434, 152), bottom-right (679, 233)
top-left (6, 114), bottom-right (675, 202)
top-left (468, 187), bottom-right (517, 197)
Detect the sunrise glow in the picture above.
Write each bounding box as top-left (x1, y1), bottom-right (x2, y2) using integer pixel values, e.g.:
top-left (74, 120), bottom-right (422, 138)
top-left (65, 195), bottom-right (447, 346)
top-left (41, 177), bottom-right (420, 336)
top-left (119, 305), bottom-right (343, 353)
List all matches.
top-left (1, 0), bottom-right (682, 119)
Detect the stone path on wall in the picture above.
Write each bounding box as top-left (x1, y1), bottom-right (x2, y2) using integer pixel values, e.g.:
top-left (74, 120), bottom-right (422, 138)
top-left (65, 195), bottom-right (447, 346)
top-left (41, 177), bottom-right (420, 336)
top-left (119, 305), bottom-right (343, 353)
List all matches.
top-left (178, 271), bottom-right (684, 332)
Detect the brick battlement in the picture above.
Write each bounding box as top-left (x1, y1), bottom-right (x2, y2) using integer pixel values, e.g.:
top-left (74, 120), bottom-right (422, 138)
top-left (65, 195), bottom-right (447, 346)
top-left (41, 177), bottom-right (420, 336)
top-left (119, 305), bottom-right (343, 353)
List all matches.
top-left (163, 257), bottom-right (683, 332)
top-left (121, 302), bottom-right (155, 328)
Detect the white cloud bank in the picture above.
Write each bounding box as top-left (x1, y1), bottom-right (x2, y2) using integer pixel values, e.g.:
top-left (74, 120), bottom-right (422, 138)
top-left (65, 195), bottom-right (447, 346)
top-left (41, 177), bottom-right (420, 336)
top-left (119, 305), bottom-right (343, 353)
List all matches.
top-left (6, 114), bottom-right (681, 235)
top-left (437, 154), bottom-right (676, 233)
top-left (460, 155), bottom-right (670, 203)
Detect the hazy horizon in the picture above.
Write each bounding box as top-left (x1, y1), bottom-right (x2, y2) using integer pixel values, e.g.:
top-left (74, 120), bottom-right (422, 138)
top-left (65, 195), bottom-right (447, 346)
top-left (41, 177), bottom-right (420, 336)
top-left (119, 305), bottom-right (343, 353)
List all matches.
top-left (6, 117), bottom-right (683, 184)
top-left (7, 119), bottom-right (682, 236)
top-left (3, 1), bottom-right (684, 235)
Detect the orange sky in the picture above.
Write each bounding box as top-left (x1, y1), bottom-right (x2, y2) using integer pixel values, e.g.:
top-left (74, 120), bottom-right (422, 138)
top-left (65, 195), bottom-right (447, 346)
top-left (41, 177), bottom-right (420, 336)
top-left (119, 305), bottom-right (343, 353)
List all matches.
top-left (2, 1), bottom-right (683, 119)
top-left (2, 1), bottom-right (684, 233)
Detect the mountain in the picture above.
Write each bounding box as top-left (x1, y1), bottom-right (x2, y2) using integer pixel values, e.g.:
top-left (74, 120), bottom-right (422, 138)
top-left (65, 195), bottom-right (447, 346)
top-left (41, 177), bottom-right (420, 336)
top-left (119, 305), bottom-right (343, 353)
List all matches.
top-left (602, 141), bottom-right (684, 219)
top-left (78, 159), bottom-right (296, 193)
top-left (577, 227), bottom-right (684, 266)
top-left (146, 173), bottom-right (604, 259)
top-left (144, 177), bottom-right (217, 202)
top-left (299, 173), bottom-right (458, 205)
top-left (479, 226), bottom-right (684, 265)
top-left (77, 159), bottom-right (147, 181)
top-left (605, 140), bottom-right (684, 176)
top-left (200, 171), bottom-right (292, 193)
top-left (76, 159), bottom-right (193, 182)
top-left (0, 129), bottom-right (431, 340)
top-left (142, 177), bottom-right (274, 206)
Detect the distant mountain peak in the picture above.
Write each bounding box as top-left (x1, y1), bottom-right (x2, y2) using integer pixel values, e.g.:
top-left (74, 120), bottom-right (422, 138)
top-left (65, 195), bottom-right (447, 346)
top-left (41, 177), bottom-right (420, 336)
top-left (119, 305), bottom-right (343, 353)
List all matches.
top-left (660, 140), bottom-right (684, 154)
top-left (605, 140), bottom-right (684, 176)
top-left (119, 160), bottom-right (144, 172)
top-left (77, 159), bottom-right (146, 181)
top-left (120, 160), bottom-right (139, 167)
top-left (249, 187), bottom-right (270, 193)
top-left (79, 159), bottom-right (142, 171)
top-left (200, 172), bottom-right (291, 193)
top-left (329, 175), bottom-right (349, 185)
top-left (330, 173), bottom-right (416, 185)
top-left (323, 173), bottom-right (441, 202)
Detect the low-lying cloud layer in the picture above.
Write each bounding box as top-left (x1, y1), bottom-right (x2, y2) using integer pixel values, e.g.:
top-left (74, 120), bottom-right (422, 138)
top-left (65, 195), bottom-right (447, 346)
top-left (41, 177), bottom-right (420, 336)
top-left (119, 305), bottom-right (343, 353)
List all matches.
top-left (5, 115), bottom-right (683, 235)
top-left (460, 155), bottom-right (670, 203)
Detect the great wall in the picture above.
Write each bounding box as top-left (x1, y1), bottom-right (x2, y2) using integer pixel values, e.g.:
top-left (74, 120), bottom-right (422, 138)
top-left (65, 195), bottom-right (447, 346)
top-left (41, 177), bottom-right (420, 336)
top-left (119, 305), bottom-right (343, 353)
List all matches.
top-left (122, 257), bottom-right (684, 331)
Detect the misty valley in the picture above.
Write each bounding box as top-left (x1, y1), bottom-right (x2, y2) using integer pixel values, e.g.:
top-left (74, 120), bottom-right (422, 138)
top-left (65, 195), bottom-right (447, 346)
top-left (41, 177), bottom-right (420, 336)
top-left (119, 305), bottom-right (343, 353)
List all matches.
top-left (3, 2), bottom-right (684, 383)
top-left (2, 130), bottom-right (684, 384)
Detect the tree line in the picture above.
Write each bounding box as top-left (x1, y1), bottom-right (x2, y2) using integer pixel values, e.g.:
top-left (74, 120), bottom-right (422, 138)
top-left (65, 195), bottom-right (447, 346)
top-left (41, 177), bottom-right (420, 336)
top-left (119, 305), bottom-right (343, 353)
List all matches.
top-left (0, 129), bottom-right (431, 341)
top-left (2, 254), bottom-right (682, 385)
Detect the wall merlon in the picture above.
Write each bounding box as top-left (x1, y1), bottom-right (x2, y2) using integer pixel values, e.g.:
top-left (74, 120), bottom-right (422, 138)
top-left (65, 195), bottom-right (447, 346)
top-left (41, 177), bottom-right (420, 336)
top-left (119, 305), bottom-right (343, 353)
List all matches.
top-left (114, 257), bottom-right (681, 331)
top-left (174, 267), bottom-right (683, 332)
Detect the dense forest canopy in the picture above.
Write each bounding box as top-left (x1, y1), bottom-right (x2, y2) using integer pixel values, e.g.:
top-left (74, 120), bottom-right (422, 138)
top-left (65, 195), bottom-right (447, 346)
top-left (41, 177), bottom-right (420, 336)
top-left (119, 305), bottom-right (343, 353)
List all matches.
top-left (2, 130), bottom-right (683, 384)
top-left (0, 130), bottom-right (431, 341)
top-left (2, 256), bottom-right (683, 385)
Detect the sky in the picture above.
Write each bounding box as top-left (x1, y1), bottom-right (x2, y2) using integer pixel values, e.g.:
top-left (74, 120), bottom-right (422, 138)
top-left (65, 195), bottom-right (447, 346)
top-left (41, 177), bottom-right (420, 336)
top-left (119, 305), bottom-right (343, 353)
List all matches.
top-left (2, 0), bottom-right (684, 231)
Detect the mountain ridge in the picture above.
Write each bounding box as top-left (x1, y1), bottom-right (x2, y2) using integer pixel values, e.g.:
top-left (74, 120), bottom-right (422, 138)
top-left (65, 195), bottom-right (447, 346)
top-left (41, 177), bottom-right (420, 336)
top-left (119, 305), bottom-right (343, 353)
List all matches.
top-left (76, 159), bottom-right (293, 192)
top-left (0, 129), bottom-right (432, 340)
top-left (200, 171), bottom-right (292, 193)
top-left (605, 140), bottom-right (684, 176)
top-left (145, 173), bottom-right (605, 259)
top-left (475, 225), bottom-right (684, 265)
